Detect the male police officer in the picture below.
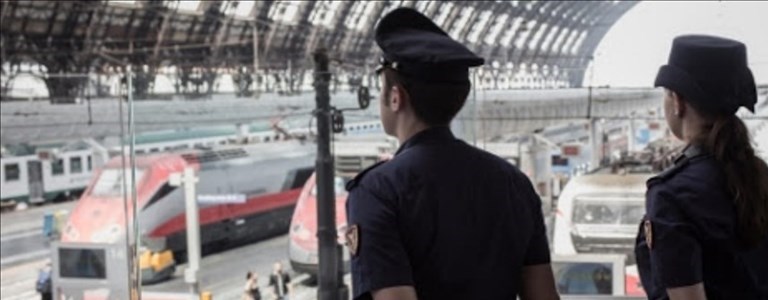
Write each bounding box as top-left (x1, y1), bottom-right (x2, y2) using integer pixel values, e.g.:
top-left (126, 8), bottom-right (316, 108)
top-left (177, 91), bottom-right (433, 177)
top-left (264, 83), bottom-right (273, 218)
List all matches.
top-left (345, 8), bottom-right (558, 300)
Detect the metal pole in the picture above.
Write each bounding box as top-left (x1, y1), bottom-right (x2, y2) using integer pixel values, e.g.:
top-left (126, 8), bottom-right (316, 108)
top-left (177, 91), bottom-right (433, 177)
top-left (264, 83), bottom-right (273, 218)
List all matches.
top-left (118, 73), bottom-right (133, 300)
top-left (472, 69), bottom-right (478, 147)
top-left (313, 48), bottom-right (344, 300)
top-left (253, 21), bottom-right (259, 99)
top-left (628, 116), bottom-right (635, 152)
top-left (87, 71), bottom-right (93, 126)
top-left (127, 67), bottom-right (142, 300)
top-left (180, 167), bottom-right (201, 296)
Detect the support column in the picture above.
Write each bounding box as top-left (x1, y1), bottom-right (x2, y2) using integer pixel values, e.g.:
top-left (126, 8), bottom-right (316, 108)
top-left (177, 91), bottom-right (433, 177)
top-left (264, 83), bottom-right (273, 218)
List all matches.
top-left (43, 73), bottom-right (87, 104)
top-left (131, 67), bottom-right (155, 100)
top-left (233, 67), bottom-right (253, 97)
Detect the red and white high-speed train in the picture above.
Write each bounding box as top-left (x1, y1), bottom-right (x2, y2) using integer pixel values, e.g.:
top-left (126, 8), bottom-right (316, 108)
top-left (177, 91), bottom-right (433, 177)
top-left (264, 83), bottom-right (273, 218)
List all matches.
top-left (287, 173), bottom-right (350, 276)
top-left (60, 142), bottom-right (315, 283)
top-left (287, 137), bottom-right (396, 276)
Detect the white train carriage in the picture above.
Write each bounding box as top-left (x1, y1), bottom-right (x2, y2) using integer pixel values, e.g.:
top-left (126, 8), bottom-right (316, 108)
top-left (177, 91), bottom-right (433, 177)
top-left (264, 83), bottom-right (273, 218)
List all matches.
top-left (112, 119), bottom-right (383, 156)
top-left (1, 154), bottom-right (38, 203)
top-left (1, 144), bottom-right (104, 205)
top-left (1, 118), bottom-right (383, 208)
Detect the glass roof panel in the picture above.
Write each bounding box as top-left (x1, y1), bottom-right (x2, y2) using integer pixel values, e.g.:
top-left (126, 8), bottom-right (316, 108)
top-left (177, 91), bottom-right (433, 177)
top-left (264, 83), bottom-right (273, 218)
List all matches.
top-left (514, 20), bottom-right (536, 49)
top-left (449, 6), bottom-right (474, 39)
top-left (484, 13), bottom-right (508, 45)
top-left (570, 31), bottom-right (588, 54)
top-left (231, 1), bottom-right (255, 18)
top-left (467, 10), bottom-right (492, 44)
top-left (269, 1), bottom-right (300, 25)
top-left (528, 23), bottom-right (548, 49)
top-left (433, 2), bottom-right (454, 28)
top-left (177, 0), bottom-right (200, 12)
top-left (108, 0), bottom-right (135, 6)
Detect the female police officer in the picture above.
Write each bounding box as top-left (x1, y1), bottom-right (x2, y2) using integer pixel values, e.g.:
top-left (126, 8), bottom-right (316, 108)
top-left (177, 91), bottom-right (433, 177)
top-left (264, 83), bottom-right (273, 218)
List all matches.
top-left (636, 35), bottom-right (768, 299)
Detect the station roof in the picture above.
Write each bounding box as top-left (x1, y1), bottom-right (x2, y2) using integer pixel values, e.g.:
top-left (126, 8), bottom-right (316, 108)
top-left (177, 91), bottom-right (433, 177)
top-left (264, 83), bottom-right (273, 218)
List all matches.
top-left (0, 1), bottom-right (637, 88)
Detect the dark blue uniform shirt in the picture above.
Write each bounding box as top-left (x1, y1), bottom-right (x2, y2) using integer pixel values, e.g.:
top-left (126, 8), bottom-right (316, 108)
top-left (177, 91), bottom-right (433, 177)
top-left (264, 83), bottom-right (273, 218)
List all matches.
top-left (635, 145), bottom-right (768, 299)
top-left (346, 127), bottom-right (550, 299)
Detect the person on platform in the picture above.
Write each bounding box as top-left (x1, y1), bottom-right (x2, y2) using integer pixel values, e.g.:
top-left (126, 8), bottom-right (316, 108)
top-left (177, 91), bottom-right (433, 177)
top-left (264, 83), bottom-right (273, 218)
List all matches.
top-left (268, 262), bottom-right (291, 300)
top-left (243, 271), bottom-right (262, 300)
top-left (344, 7), bottom-right (559, 300)
top-left (636, 35), bottom-right (768, 300)
top-left (36, 261), bottom-right (52, 300)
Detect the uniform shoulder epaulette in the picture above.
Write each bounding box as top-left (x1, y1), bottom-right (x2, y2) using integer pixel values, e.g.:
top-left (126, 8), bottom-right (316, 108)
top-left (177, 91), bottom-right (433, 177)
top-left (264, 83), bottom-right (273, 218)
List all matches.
top-left (650, 159), bottom-right (690, 182)
top-left (345, 161), bottom-right (386, 191)
top-left (648, 145), bottom-right (708, 184)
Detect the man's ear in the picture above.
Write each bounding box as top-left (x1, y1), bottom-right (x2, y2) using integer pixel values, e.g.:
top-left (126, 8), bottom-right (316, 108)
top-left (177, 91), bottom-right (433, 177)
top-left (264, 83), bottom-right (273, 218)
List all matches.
top-left (390, 85), bottom-right (407, 112)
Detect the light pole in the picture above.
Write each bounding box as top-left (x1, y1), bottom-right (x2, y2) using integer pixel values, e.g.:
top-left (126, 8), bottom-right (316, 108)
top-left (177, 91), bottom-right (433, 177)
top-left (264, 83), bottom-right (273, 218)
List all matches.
top-left (313, 48), bottom-right (348, 300)
top-left (169, 167), bottom-right (202, 297)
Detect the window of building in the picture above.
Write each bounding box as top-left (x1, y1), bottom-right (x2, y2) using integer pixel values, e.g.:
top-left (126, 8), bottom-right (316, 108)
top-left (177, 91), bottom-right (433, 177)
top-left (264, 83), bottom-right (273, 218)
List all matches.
top-left (4, 163), bottom-right (20, 182)
top-left (70, 157), bottom-right (83, 174)
top-left (52, 159), bottom-right (65, 176)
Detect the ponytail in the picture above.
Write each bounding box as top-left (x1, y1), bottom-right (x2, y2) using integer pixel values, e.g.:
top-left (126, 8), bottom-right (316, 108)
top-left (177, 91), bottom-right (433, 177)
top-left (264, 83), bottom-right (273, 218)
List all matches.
top-left (705, 115), bottom-right (768, 247)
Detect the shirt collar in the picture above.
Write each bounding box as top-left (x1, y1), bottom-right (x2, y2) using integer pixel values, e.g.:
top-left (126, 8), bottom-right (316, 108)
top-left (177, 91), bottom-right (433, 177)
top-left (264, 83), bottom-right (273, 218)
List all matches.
top-left (394, 126), bottom-right (455, 156)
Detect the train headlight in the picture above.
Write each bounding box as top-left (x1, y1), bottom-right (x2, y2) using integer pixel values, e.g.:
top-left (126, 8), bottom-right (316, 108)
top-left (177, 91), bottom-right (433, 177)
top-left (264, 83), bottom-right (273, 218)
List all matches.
top-left (65, 223), bottom-right (79, 240)
top-left (291, 223), bottom-right (311, 240)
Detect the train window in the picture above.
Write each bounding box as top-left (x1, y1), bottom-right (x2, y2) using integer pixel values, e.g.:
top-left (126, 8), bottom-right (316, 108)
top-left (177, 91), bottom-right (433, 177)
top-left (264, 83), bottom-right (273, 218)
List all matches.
top-left (87, 156), bottom-right (92, 171)
top-left (143, 183), bottom-right (177, 210)
top-left (150, 148), bottom-right (160, 153)
top-left (70, 157), bottom-right (83, 174)
top-left (52, 159), bottom-right (65, 176)
top-left (572, 196), bottom-right (645, 225)
top-left (4, 163), bottom-right (20, 182)
top-left (553, 262), bottom-right (614, 295)
top-left (58, 248), bottom-right (107, 279)
top-left (282, 167), bottom-right (315, 190)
